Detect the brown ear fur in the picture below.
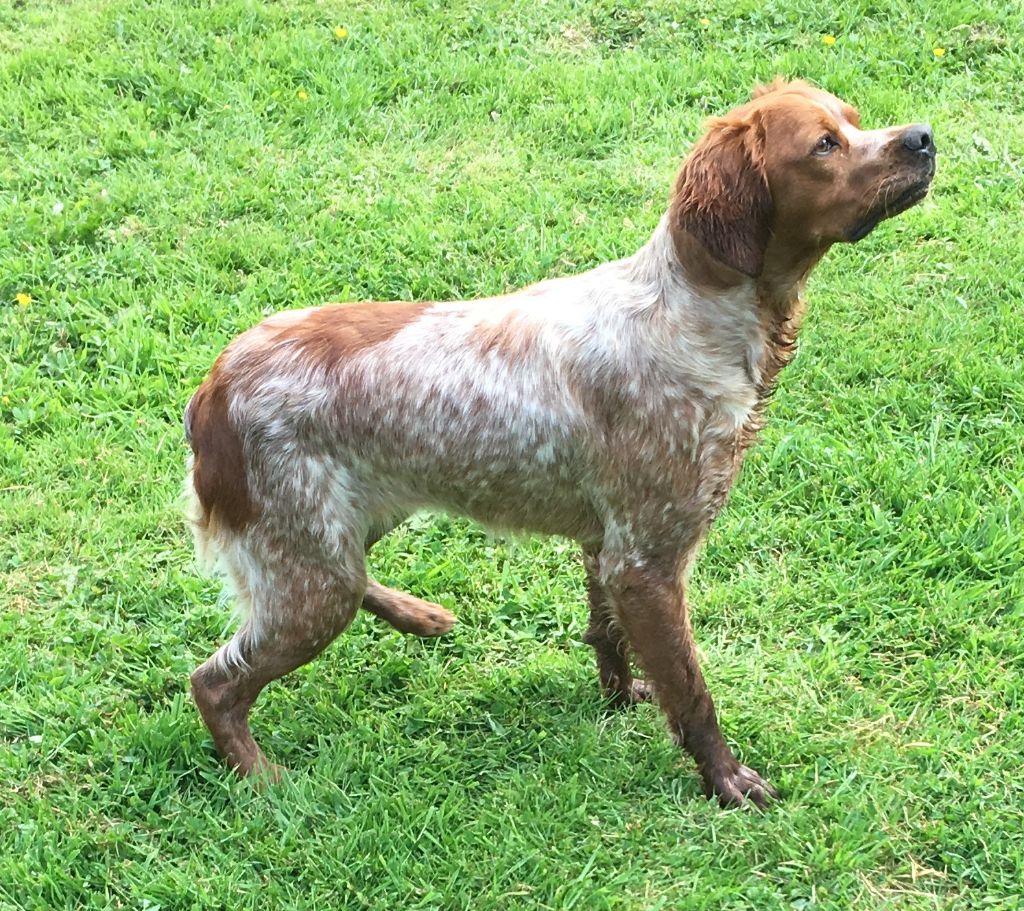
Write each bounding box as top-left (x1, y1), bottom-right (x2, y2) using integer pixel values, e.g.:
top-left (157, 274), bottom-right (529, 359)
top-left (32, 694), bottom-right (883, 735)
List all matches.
top-left (670, 114), bottom-right (772, 277)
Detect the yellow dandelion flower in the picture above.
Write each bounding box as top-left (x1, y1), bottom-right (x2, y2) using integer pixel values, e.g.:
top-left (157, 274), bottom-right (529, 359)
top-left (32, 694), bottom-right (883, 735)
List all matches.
top-left (933, 47), bottom-right (946, 57)
top-left (334, 26), bottom-right (348, 39)
top-left (297, 90), bottom-right (309, 101)
top-left (699, 17), bottom-right (710, 27)
top-left (822, 34), bottom-right (837, 46)
top-left (15, 292), bottom-right (31, 307)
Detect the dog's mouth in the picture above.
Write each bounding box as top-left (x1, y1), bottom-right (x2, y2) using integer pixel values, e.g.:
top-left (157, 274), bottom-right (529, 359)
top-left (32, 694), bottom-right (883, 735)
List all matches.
top-left (846, 173), bottom-right (934, 243)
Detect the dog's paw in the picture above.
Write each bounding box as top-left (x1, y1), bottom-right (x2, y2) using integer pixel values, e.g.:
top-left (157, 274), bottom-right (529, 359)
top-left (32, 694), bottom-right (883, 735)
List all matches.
top-left (704, 764), bottom-right (779, 810)
top-left (604, 678), bottom-right (654, 709)
top-left (625, 678), bottom-right (654, 704)
top-left (390, 599), bottom-right (455, 636)
top-left (242, 759), bottom-right (289, 789)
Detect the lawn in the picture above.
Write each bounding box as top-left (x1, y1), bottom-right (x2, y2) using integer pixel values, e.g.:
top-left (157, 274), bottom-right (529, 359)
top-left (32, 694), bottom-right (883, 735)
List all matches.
top-left (2, 0), bottom-right (1023, 908)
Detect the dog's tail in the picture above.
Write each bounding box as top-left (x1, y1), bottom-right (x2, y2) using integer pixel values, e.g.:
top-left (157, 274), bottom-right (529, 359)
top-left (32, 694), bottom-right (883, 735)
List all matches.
top-left (184, 367), bottom-right (256, 531)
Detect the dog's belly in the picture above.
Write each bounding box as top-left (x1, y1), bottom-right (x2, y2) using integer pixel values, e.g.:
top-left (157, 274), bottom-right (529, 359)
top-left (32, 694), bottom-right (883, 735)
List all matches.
top-left (373, 458), bottom-right (605, 543)
top-left (314, 425), bottom-right (603, 543)
top-left (243, 405), bottom-right (605, 545)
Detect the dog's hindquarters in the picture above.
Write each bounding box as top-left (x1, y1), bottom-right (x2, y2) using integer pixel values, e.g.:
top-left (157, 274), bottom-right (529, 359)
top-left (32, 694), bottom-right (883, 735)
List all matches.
top-left (184, 358), bottom-right (374, 774)
top-left (184, 355), bottom-right (462, 774)
top-left (182, 294), bottom-right (613, 775)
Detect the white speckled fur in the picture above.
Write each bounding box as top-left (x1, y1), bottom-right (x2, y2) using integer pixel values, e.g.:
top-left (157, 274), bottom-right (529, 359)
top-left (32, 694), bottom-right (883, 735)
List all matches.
top-left (235, 219), bottom-right (748, 510)
top-left (185, 213), bottom-right (769, 667)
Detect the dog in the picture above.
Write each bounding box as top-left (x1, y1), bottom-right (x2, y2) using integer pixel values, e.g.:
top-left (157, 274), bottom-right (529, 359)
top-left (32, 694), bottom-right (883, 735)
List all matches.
top-left (184, 79), bottom-right (935, 807)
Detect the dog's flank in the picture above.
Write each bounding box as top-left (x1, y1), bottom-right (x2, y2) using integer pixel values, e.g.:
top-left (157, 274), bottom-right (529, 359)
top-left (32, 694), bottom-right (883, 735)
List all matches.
top-left (185, 79), bottom-right (934, 807)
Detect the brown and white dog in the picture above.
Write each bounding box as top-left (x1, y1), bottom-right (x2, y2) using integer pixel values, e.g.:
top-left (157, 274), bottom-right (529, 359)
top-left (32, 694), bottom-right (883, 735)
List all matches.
top-left (184, 79), bottom-right (935, 807)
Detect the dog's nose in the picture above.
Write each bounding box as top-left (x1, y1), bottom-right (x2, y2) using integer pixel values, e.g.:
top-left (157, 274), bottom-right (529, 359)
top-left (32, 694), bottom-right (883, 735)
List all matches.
top-left (902, 124), bottom-right (934, 155)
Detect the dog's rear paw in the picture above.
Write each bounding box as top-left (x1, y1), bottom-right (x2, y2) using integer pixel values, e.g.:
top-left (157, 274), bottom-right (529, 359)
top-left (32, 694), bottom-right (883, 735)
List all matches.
top-left (363, 581), bottom-right (457, 636)
top-left (604, 677), bottom-right (654, 709)
top-left (625, 678), bottom-right (654, 705)
top-left (405, 601), bottom-right (457, 637)
top-left (704, 764), bottom-right (779, 810)
top-left (240, 758), bottom-right (289, 789)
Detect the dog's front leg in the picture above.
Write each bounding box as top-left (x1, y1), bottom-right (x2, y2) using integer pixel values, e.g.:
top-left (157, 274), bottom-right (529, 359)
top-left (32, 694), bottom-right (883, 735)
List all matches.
top-left (581, 549), bottom-right (653, 707)
top-left (598, 542), bottom-right (778, 809)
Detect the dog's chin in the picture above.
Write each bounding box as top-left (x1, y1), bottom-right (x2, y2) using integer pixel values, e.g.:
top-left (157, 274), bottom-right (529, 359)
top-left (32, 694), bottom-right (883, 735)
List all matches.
top-left (845, 177), bottom-right (933, 243)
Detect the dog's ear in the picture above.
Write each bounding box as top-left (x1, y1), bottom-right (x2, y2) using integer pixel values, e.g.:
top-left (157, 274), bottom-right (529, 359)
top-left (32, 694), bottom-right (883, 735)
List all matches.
top-left (671, 113), bottom-right (772, 277)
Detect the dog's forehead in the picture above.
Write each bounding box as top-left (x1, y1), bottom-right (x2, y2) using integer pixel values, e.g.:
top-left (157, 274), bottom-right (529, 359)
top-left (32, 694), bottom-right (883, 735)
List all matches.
top-left (759, 92), bottom-right (861, 136)
top-left (756, 85), bottom-right (859, 129)
top-left (813, 92), bottom-right (859, 127)
top-left (759, 94), bottom-right (834, 130)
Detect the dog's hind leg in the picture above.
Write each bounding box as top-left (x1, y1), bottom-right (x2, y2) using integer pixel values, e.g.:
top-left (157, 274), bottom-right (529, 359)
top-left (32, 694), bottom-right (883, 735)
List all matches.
top-left (359, 518), bottom-right (457, 637)
top-left (361, 580), bottom-right (456, 636)
top-left (582, 550), bottom-right (652, 707)
top-left (190, 542), bottom-right (365, 779)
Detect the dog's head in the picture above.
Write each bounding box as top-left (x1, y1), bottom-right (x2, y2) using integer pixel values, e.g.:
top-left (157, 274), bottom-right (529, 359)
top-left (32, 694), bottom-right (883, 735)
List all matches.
top-left (672, 79), bottom-right (936, 277)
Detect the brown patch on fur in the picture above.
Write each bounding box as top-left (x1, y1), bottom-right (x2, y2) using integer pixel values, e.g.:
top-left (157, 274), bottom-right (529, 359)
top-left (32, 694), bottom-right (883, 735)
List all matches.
top-left (186, 362), bottom-right (255, 533)
top-left (186, 301), bottom-right (430, 532)
top-left (752, 77), bottom-right (862, 128)
top-left (270, 301), bottom-right (430, 366)
top-left (673, 78), bottom-right (930, 287)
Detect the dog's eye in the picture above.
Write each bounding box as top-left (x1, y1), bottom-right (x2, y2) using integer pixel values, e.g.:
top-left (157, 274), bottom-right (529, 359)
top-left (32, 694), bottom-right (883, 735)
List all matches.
top-left (813, 135), bottom-right (839, 156)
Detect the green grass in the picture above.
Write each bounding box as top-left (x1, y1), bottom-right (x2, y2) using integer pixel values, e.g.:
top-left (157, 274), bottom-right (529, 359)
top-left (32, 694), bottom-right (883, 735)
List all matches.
top-left (2, 0), bottom-right (1023, 907)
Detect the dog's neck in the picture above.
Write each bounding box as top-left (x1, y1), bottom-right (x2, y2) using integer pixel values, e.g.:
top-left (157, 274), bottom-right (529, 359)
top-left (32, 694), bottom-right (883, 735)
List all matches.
top-left (645, 214), bottom-right (819, 400)
top-left (758, 235), bottom-right (830, 315)
top-left (751, 239), bottom-right (831, 392)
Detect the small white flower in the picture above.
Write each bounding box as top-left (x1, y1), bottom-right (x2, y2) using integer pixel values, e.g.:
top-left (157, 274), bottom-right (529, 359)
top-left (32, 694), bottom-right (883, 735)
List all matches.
top-left (52, 201), bottom-right (64, 215)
